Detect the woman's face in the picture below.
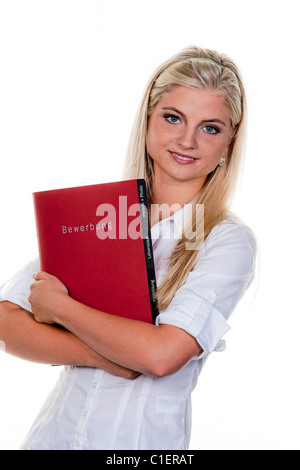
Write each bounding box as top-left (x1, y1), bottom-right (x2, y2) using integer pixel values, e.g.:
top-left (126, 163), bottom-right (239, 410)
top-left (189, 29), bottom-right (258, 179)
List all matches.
top-left (146, 86), bottom-right (232, 189)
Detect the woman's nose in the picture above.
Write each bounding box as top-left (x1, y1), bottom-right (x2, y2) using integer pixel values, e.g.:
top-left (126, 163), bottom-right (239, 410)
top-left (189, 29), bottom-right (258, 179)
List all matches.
top-left (176, 127), bottom-right (198, 149)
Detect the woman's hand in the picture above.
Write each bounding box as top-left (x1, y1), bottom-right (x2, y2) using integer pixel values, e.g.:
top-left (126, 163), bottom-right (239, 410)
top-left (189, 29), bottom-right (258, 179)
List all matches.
top-left (29, 271), bottom-right (69, 324)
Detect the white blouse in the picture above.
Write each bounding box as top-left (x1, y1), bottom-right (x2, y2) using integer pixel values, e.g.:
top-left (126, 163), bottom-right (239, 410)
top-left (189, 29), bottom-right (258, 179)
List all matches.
top-left (0, 207), bottom-right (256, 450)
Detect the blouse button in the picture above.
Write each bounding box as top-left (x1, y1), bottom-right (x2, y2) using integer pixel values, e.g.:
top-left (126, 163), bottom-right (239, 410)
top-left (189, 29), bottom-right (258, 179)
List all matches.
top-left (206, 293), bottom-right (215, 302)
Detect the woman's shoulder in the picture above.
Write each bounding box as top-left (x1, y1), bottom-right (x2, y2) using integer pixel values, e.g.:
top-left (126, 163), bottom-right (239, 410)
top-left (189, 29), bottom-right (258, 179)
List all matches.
top-left (195, 215), bottom-right (257, 278)
top-left (208, 214), bottom-right (256, 250)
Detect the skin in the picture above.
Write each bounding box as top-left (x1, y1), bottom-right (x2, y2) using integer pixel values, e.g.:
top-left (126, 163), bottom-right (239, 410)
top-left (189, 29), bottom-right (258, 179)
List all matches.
top-left (147, 86), bottom-right (232, 224)
top-left (0, 86), bottom-right (232, 378)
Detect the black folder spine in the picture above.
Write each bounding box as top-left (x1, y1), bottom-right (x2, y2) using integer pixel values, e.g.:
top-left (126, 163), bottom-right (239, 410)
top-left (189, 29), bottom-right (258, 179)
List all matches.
top-left (137, 179), bottom-right (159, 323)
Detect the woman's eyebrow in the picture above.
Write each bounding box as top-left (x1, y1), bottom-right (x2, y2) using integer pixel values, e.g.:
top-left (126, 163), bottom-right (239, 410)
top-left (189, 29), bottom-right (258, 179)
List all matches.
top-left (162, 106), bottom-right (185, 117)
top-left (161, 107), bottom-right (227, 127)
top-left (200, 118), bottom-right (227, 127)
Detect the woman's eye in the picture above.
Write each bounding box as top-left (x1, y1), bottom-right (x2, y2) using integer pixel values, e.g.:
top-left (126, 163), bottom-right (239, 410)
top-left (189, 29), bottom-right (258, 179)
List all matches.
top-left (204, 125), bottom-right (219, 134)
top-left (165, 114), bottom-right (180, 124)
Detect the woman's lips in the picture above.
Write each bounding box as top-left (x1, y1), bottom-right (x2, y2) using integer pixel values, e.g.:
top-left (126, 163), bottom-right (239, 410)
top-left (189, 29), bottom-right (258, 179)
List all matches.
top-left (169, 151), bottom-right (198, 165)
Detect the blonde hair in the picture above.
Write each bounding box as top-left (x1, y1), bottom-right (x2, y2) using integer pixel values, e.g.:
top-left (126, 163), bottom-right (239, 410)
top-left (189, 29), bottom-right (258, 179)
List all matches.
top-left (123, 46), bottom-right (246, 312)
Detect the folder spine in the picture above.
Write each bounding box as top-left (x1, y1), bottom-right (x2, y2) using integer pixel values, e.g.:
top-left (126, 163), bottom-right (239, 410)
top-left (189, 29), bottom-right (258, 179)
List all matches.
top-left (137, 179), bottom-right (159, 323)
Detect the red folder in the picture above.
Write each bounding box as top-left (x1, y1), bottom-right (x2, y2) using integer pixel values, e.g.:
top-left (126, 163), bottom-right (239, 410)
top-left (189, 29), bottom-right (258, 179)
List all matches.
top-left (33, 179), bottom-right (158, 324)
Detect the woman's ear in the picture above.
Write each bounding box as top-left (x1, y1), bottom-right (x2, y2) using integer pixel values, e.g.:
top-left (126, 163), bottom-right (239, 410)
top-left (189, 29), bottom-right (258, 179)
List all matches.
top-left (230, 125), bottom-right (239, 144)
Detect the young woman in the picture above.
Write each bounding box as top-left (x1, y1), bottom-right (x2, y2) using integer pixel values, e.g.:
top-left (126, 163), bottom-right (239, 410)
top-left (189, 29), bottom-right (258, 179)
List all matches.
top-left (0, 46), bottom-right (256, 450)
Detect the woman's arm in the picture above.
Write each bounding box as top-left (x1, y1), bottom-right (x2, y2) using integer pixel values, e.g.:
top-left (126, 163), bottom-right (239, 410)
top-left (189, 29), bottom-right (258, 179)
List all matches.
top-left (0, 301), bottom-right (139, 379)
top-left (29, 272), bottom-right (202, 377)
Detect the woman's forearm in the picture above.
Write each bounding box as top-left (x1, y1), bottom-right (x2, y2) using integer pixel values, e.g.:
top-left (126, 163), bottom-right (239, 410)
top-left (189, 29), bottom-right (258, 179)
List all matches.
top-left (53, 296), bottom-right (201, 377)
top-left (0, 301), bottom-right (139, 379)
top-left (28, 271), bottom-right (202, 377)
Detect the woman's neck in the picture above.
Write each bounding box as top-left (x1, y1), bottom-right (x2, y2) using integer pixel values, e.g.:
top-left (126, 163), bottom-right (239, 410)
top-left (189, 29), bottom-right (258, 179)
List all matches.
top-left (149, 176), bottom-right (204, 226)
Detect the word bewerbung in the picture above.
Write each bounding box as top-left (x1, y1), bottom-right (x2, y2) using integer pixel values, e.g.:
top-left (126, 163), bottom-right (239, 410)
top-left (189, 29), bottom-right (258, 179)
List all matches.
top-left (61, 200), bottom-right (204, 250)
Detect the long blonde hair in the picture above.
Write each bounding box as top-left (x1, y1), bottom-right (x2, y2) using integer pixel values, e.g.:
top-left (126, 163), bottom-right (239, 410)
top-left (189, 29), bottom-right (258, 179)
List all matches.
top-left (123, 46), bottom-right (246, 312)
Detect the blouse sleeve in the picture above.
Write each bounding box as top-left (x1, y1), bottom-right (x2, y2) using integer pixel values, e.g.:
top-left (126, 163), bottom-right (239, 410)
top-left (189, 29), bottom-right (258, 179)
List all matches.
top-left (0, 257), bottom-right (40, 312)
top-left (155, 219), bottom-right (257, 356)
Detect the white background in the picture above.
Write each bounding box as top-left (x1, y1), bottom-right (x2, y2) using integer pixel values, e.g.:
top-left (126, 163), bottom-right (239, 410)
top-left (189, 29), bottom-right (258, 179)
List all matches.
top-left (0, 0), bottom-right (299, 450)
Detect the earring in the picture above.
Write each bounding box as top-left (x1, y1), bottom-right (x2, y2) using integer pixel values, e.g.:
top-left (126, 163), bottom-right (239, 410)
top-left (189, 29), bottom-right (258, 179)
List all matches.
top-left (219, 157), bottom-right (225, 167)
